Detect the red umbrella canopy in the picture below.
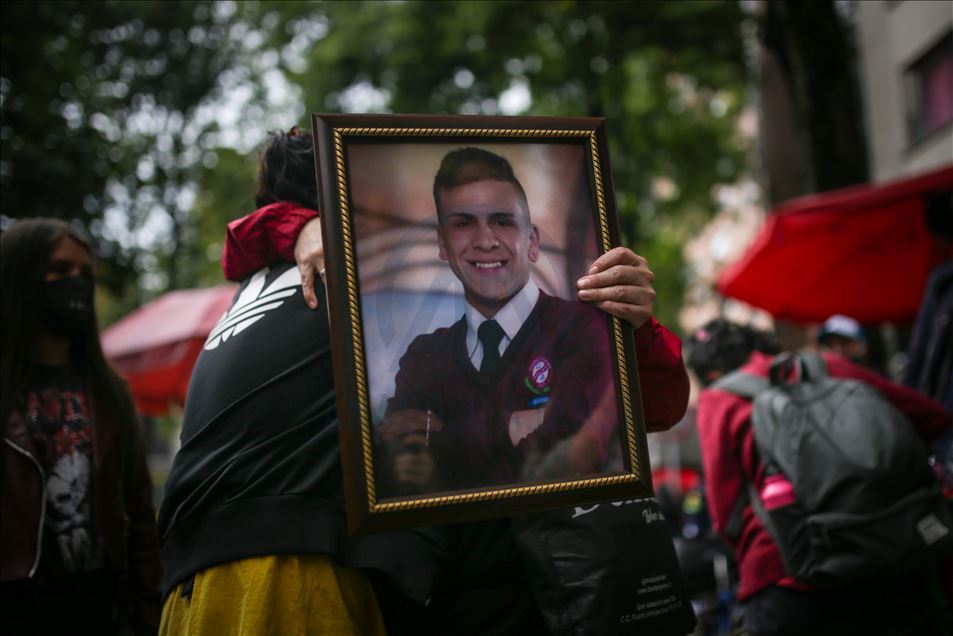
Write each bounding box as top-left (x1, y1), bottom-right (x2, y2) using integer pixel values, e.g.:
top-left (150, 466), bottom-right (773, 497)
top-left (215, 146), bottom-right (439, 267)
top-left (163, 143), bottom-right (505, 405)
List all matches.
top-left (101, 284), bottom-right (237, 416)
top-left (717, 164), bottom-right (953, 324)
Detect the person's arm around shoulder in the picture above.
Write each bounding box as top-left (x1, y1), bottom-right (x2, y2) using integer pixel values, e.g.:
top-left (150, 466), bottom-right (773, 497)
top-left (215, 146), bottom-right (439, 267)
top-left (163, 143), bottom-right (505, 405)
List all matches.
top-left (221, 202), bottom-right (324, 309)
top-left (575, 247), bottom-right (690, 431)
top-left (823, 351), bottom-right (952, 444)
top-left (221, 202), bottom-right (319, 282)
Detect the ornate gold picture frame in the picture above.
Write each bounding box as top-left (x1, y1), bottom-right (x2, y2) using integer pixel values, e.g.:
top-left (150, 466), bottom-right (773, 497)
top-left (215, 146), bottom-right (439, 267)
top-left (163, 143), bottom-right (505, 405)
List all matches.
top-left (312, 113), bottom-right (650, 534)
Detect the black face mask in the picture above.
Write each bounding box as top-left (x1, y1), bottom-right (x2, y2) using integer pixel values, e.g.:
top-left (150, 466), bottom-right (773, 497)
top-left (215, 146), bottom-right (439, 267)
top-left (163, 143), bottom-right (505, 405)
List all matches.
top-left (41, 275), bottom-right (94, 338)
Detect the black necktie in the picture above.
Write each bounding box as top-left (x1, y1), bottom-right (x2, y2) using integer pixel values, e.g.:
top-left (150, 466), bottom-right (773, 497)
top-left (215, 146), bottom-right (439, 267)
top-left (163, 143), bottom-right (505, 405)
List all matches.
top-left (478, 319), bottom-right (506, 374)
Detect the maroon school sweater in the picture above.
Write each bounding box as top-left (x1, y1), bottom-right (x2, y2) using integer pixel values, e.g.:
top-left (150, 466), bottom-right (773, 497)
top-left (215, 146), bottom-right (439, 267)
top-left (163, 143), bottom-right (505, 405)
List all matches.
top-left (381, 291), bottom-right (619, 493)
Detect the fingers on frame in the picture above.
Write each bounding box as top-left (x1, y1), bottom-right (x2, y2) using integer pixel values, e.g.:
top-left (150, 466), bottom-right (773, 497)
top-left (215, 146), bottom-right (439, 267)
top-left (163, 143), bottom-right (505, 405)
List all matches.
top-left (584, 276), bottom-right (656, 301)
top-left (585, 265), bottom-right (654, 290)
top-left (592, 247), bottom-right (643, 272)
top-left (595, 300), bottom-right (651, 325)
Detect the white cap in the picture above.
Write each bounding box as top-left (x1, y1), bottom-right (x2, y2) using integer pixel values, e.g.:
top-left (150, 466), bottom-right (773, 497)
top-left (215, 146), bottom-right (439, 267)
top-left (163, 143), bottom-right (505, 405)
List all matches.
top-left (817, 314), bottom-right (865, 343)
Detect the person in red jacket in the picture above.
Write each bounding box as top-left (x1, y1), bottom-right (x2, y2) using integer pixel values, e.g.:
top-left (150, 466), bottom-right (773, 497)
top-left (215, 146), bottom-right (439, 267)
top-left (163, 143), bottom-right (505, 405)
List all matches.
top-left (687, 318), bottom-right (952, 636)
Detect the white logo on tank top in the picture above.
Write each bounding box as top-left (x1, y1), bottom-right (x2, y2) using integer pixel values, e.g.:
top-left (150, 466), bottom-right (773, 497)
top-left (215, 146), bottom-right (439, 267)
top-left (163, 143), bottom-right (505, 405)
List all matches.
top-left (204, 267), bottom-right (299, 350)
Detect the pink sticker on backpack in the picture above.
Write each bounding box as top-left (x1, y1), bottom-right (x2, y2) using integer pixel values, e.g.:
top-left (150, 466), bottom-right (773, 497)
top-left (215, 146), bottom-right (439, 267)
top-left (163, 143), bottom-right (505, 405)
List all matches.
top-left (760, 474), bottom-right (796, 510)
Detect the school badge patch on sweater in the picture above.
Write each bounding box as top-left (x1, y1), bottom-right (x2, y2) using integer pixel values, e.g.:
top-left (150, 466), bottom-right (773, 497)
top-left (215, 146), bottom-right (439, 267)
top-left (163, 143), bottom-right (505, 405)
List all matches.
top-left (525, 356), bottom-right (552, 408)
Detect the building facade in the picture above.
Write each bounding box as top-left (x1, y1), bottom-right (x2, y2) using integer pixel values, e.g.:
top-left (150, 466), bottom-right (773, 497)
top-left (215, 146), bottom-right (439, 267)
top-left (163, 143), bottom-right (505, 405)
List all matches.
top-left (856, 1), bottom-right (953, 181)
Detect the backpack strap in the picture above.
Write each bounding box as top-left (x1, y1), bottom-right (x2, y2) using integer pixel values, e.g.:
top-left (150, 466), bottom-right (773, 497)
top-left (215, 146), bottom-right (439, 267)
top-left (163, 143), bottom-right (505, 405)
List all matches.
top-left (710, 370), bottom-right (780, 544)
top-left (723, 489), bottom-right (748, 540)
top-left (711, 368), bottom-right (785, 548)
top-left (797, 351), bottom-right (829, 381)
top-left (711, 370), bottom-right (769, 399)
top-left (721, 480), bottom-right (786, 553)
top-left (743, 480), bottom-right (790, 572)
top-left (767, 351), bottom-right (830, 385)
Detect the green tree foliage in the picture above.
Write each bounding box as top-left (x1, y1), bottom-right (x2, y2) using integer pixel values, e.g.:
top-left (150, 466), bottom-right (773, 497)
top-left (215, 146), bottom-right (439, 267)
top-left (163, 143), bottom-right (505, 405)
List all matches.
top-left (191, 146), bottom-right (260, 286)
top-left (1, 0), bottom-right (273, 320)
top-left (3, 0), bottom-right (750, 329)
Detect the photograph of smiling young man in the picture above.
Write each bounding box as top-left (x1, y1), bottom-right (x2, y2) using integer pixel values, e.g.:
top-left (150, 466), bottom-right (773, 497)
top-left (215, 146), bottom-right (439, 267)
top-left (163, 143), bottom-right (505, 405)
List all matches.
top-left (376, 147), bottom-right (621, 496)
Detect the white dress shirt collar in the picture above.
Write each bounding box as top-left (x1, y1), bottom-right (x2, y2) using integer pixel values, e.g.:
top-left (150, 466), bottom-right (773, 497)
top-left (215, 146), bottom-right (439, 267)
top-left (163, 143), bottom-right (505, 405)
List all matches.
top-left (465, 280), bottom-right (540, 369)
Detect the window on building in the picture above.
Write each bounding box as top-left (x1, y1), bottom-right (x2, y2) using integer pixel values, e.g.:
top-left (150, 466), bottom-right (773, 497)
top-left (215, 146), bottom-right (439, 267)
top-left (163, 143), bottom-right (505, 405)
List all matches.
top-left (904, 31), bottom-right (953, 144)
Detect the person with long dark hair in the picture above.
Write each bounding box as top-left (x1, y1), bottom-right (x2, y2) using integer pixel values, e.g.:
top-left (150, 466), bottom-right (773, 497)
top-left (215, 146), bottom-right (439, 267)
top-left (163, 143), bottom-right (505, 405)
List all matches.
top-left (0, 218), bottom-right (162, 634)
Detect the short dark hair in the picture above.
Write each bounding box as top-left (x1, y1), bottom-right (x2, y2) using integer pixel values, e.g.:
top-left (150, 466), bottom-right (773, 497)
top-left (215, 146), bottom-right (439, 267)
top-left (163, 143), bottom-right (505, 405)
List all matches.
top-left (686, 318), bottom-right (781, 386)
top-left (432, 147), bottom-right (530, 220)
top-left (255, 127), bottom-right (319, 211)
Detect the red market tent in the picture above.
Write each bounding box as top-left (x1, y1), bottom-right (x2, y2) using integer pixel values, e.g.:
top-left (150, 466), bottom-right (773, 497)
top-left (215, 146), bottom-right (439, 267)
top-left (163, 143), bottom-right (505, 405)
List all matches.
top-left (101, 284), bottom-right (237, 416)
top-left (717, 164), bottom-right (953, 324)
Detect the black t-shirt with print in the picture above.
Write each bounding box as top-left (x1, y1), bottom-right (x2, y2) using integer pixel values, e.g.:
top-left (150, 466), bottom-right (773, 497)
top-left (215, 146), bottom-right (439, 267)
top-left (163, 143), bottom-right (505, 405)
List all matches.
top-left (24, 365), bottom-right (105, 576)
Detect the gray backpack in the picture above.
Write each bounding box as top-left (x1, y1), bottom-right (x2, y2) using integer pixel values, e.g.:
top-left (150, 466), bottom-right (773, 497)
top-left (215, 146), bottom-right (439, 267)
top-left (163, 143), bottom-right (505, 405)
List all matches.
top-left (714, 352), bottom-right (953, 586)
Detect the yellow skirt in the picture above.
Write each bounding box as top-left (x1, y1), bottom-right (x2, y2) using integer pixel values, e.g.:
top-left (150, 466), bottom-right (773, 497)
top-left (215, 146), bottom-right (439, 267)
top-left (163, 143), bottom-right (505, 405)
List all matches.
top-left (159, 554), bottom-right (387, 636)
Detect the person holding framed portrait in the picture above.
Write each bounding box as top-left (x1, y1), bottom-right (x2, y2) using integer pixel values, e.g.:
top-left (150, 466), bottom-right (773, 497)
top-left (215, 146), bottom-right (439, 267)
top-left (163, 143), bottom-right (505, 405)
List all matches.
top-left (224, 129), bottom-right (694, 635)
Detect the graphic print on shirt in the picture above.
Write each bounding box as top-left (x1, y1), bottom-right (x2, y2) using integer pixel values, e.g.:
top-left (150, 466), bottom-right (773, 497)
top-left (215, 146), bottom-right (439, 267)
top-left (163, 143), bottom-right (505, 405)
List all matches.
top-left (26, 385), bottom-right (104, 573)
top-left (204, 266), bottom-right (300, 350)
top-left (47, 452), bottom-right (101, 571)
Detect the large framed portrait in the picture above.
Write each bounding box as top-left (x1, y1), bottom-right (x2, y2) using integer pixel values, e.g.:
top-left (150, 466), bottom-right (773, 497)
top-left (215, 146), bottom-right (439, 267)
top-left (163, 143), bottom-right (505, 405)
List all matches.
top-left (312, 113), bottom-right (651, 534)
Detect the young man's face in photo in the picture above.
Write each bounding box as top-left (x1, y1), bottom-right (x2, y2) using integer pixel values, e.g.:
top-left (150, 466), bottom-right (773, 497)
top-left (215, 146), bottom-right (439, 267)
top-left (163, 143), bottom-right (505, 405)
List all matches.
top-left (437, 178), bottom-right (540, 318)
